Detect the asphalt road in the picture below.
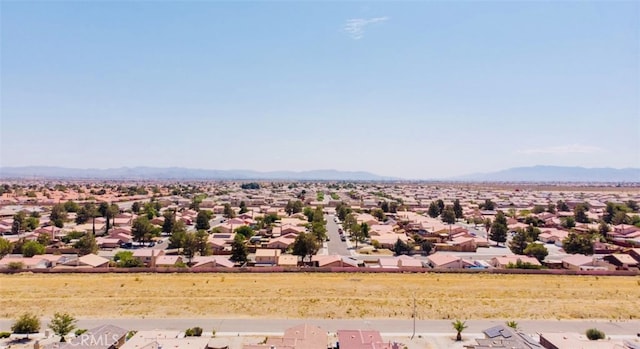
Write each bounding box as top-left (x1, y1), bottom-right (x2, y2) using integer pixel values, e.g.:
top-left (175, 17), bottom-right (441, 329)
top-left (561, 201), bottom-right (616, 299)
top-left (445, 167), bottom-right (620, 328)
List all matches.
top-left (2, 318), bottom-right (637, 336)
top-left (324, 214), bottom-right (350, 256)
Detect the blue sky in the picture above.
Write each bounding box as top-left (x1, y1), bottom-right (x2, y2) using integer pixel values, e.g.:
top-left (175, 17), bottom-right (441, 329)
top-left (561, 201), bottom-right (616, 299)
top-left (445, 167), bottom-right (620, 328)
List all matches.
top-left (1, 1), bottom-right (638, 179)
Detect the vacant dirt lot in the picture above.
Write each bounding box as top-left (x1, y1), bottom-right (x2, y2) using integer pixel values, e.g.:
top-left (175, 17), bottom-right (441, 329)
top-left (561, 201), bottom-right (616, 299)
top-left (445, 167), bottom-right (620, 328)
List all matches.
top-left (1, 273), bottom-right (638, 320)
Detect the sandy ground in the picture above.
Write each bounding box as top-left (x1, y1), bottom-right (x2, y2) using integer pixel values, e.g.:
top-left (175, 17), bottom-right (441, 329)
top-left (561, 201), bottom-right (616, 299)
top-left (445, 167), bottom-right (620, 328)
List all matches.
top-left (2, 272), bottom-right (639, 320)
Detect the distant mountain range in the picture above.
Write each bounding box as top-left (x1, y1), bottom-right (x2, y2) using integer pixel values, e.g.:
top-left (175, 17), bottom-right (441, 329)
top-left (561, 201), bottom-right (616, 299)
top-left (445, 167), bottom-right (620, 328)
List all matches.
top-left (0, 166), bottom-right (399, 181)
top-left (452, 166), bottom-right (640, 182)
top-left (0, 165), bottom-right (638, 182)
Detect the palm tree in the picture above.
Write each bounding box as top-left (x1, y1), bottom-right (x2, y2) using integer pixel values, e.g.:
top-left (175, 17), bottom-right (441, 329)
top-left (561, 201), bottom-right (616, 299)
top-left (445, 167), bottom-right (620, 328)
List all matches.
top-left (452, 319), bottom-right (467, 341)
top-left (506, 320), bottom-right (518, 330)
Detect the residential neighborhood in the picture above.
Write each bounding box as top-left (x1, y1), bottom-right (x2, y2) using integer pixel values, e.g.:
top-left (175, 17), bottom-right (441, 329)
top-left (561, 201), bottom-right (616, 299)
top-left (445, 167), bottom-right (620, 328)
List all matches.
top-left (0, 181), bottom-right (639, 273)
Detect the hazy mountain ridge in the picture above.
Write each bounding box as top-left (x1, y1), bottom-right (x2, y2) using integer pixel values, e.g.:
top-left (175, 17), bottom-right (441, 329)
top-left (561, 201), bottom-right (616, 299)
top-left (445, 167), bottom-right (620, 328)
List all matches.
top-left (0, 166), bottom-right (400, 181)
top-left (452, 166), bottom-right (640, 182)
top-left (1, 165), bottom-right (638, 182)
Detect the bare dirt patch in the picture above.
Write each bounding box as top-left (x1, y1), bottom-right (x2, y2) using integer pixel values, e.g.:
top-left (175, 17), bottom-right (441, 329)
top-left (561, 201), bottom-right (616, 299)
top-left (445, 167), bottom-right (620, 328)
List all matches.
top-left (1, 273), bottom-right (638, 320)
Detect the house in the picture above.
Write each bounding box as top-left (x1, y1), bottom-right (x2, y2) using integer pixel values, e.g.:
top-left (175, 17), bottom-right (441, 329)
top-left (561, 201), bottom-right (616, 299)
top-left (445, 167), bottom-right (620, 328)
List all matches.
top-left (78, 254), bottom-right (110, 268)
top-left (427, 253), bottom-right (472, 269)
top-left (0, 256), bottom-right (50, 269)
top-left (312, 255), bottom-right (360, 268)
top-left (44, 324), bottom-right (128, 349)
top-left (155, 255), bottom-right (183, 267)
top-left (561, 255), bottom-right (604, 271)
top-left (336, 330), bottom-right (400, 349)
top-left (267, 234), bottom-right (297, 250)
top-left (244, 324), bottom-right (328, 349)
top-left (355, 213), bottom-right (379, 227)
top-left (491, 256), bottom-right (541, 268)
top-left (120, 330), bottom-right (210, 349)
top-left (467, 324), bottom-right (543, 349)
top-left (603, 254), bottom-right (639, 270)
top-left (191, 256), bottom-right (235, 269)
top-left (132, 248), bottom-right (164, 267)
top-left (539, 332), bottom-right (639, 349)
top-left (278, 255), bottom-right (299, 267)
top-left (537, 229), bottom-right (569, 246)
top-left (255, 248), bottom-right (280, 266)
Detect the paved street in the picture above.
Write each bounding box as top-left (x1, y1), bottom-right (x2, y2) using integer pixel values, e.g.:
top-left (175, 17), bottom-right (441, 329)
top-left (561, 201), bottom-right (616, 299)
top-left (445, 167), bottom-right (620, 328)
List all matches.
top-left (2, 318), bottom-right (637, 336)
top-left (324, 214), bottom-right (351, 256)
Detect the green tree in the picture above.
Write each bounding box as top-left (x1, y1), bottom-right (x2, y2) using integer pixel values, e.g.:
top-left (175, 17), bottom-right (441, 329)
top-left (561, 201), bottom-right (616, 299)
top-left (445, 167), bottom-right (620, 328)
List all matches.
top-left (371, 208), bottom-right (386, 221)
top-left (311, 221), bottom-right (327, 242)
top-left (547, 203), bottom-right (556, 214)
top-left (37, 233), bottom-right (51, 247)
top-left (73, 234), bottom-right (98, 256)
top-left (441, 206), bottom-right (456, 225)
top-left (25, 217), bottom-right (39, 231)
top-left (230, 235), bottom-right (248, 263)
top-left (195, 210), bottom-right (212, 231)
top-left (182, 232), bottom-right (198, 264)
top-left (453, 199), bottom-right (464, 219)
top-left (420, 240), bottom-right (433, 255)
top-left (131, 216), bottom-right (158, 245)
top-left (561, 216), bottom-right (576, 229)
top-left (574, 203), bottom-right (590, 223)
top-left (509, 229), bottom-right (528, 255)
top-left (598, 221), bottom-right (610, 237)
top-left (563, 233), bottom-right (594, 255)
top-left (427, 201), bottom-right (440, 218)
top-left (162, 210), bottom-right (176, 234)
top-left (131, 201), bottom-right (141, 214)
top-left (351, 222), bottom-right (369, 249)
top-left (532, 205), bottom-right (546, 214)
top-left (506, 321), bottom-right (518, 330)
top-left (490, 211), bottom-right (508, 246)
top-left (556, 200), bottom-right (569, 212)
top-left (78, 203), bottom-right (99, 235)
top-left (235, 226), bottom-right (255, 240)
top-left (12, 211), bottom-right (27, 234)
top-left (239, 201), bottom-right (248, 214)
top-left (50, 204), bottom-right (68, 228)
top-left (11, 313), bottom-right (40, 339)
top-left (169, 230), bottom-right (187, 250)
top-left (393, 238), bottom-right (411, 256)
top-left (48, 312), bottom-right (77, 342)
top-left (336, 202), bottom-right (352, 221)
top-left (195, 230), bottom-right (211, 256)
top-left (626, 200), bottom-right (639, 212)
top-left (223, 203), bottom-right (235, 218)
top-left (524, 243), bottom-right (548, 262)
top-left (63, 201), bottom-right (79, 213)
top-left (452, 320), bottom-right (467, 341)
top-left (292, 232), bottom-right (318, 263)
top-left (480, 199), bottom-right (496, 211)
top-left (22, 240), bottom-right (45, 257)
top-left (342, 213), bottom-right (357, 233)
top-left (114, 251), bottom-right (143, 267)
top-left (0, 238), bottom-right (12, 258)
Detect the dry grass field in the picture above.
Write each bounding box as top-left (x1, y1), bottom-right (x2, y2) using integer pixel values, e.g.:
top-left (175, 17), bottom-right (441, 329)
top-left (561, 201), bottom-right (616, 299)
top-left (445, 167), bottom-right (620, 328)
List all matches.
top-left (1, 273), bottom-right (639, 320)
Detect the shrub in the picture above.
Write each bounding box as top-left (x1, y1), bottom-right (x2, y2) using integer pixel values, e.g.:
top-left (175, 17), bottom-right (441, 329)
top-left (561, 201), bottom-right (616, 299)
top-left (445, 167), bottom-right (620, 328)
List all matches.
top-left (75, 329), bottom-right (87, 336)
top-left (11, 312), bottom-right (40, 338)
top-left (0, 332), bottom-right (11, 338)
top-left (7, 261), bottom-right (24, 271)
top-left (184, 327), bottom-right (202, 337)
top-left (586, 328), bottom-right (605, 340)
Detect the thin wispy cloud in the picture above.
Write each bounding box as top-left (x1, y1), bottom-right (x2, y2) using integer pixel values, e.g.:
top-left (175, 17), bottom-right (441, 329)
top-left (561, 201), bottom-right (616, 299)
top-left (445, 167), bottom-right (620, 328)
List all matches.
top-left (517, 144), bottom-right (604, 155)
top-left (344, 17), bottom-right (389, 40)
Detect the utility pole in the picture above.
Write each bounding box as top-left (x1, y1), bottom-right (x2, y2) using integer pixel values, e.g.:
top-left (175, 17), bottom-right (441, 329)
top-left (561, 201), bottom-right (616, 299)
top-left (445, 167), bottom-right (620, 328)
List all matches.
top-left (411, 294), bottom-right (416, 339)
